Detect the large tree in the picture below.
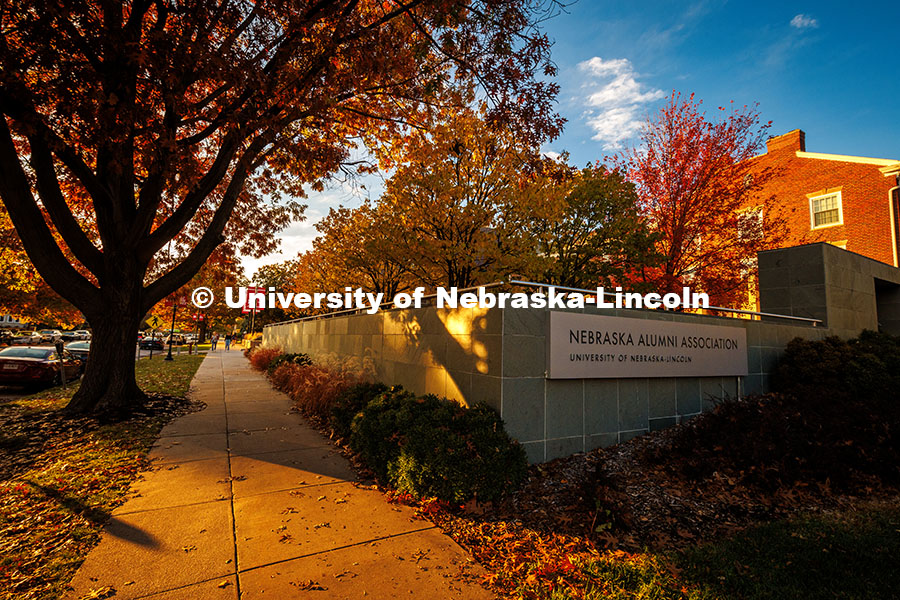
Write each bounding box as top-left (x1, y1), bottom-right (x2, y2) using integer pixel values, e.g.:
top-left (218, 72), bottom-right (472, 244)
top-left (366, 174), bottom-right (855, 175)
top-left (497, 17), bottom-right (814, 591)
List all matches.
top-left (532, 164), bottom-right (660, 289)
top-left (0, 0), bottom-right (561, 413)
top-left (312, 203), bottom-right (411, 298)
top-left (616, 92), bottom-right (785, 307)
top-left (377, 105), bottom-right (557, 288)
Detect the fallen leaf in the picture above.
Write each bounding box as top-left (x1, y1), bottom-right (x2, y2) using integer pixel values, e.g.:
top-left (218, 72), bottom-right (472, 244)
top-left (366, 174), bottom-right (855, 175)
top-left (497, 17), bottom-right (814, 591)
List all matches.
top-left (291, 579), bottom-right (326, 591)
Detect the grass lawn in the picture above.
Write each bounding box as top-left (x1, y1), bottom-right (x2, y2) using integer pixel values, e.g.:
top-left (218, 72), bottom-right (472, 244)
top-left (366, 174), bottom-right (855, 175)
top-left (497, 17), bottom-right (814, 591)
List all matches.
top-left (511, 501), bottom-right (900, 600)
top-left (0, 354), bottom-right (204, 600)
top-left (675, 501), bottom-right (900, 600)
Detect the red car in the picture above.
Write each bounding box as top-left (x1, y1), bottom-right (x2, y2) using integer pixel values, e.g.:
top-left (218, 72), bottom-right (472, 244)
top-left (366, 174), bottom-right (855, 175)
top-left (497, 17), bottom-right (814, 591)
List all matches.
top-left (0, 346), bottom-right (83, 387)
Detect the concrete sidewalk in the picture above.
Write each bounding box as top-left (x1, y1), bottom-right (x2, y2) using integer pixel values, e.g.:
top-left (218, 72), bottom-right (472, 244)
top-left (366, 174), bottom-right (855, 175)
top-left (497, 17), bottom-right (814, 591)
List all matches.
top-left (66, 351), bottom-right (492, 600)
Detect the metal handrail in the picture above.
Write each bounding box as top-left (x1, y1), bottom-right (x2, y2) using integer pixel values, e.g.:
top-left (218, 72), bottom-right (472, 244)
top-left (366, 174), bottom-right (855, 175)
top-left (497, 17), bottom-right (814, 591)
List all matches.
top-left (263, 279), bottom-right (823, 328)
top-left (506, 280), bottom-right (824, 325)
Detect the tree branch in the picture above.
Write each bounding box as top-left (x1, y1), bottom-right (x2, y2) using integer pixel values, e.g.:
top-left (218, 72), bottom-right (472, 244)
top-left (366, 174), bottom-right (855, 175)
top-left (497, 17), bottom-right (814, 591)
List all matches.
top-left (141, 135), bottom-right (270, 310)
top-left (27, 133), bottom-right (105, 274)
top-left (0, 118), bottom-right (100, 310)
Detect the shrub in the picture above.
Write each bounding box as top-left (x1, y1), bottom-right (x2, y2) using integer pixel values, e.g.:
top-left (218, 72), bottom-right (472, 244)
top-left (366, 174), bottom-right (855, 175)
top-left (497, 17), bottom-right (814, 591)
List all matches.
top-left (350, 389), bottom-right (527, 503)
top-left (772, 330), bottom-right (900, 403)
top-left (330, 382), bottom-right (389, 440)
top-left (266, 352), bottom-right (313, 374)
top-left (643, 330), bottom-right (900, 491)
top-left (348, 386), bottom-right (418, 479)
top-left (248, 346), bottom-right (282, 372)
top-left (268, 362), bottom-right (362, 420)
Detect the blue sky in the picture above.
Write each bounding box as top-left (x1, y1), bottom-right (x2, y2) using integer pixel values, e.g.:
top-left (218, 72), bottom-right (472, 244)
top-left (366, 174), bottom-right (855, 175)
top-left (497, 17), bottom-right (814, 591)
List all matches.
top-left (243, 0), bottom-right (900, 276)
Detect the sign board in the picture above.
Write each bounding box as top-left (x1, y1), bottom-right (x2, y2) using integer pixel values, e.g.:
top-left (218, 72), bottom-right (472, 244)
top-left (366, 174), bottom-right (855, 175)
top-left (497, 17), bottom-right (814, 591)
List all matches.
top-left (242, 286), bottom-right (266, 314)
top-left (146, 315), bottom-right (165, 329)
top-left (547, 311), bottom-right (748, 379)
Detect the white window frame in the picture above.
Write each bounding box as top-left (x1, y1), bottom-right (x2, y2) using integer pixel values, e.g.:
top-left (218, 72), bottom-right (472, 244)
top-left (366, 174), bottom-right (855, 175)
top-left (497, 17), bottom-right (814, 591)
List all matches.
top-left (809, 191), bottom-right (843, 230)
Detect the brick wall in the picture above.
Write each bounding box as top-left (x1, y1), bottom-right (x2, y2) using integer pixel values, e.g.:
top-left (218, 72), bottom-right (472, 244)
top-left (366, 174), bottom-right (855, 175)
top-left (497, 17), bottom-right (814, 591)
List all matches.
top-left (748, 130), bottom-right (898, 267)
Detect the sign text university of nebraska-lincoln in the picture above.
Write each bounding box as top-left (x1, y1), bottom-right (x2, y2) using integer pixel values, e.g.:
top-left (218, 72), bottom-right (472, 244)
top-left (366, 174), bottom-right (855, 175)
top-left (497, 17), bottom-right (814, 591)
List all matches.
top-left (548, 312), bottom-right (749, 379)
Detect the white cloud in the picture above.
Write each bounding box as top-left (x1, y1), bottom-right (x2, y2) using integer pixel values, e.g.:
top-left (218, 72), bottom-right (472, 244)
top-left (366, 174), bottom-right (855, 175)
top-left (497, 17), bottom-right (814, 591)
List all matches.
top-left (240, 174), bottom-right (383, 279)
top-left (241, 213), bottom-right (320, 280)
top-left (790, 14), bottom-right (818, 29)
top-left (578, 57), bottom-right (664, 150)
top-left (541, 150), bottom-right (562, 161)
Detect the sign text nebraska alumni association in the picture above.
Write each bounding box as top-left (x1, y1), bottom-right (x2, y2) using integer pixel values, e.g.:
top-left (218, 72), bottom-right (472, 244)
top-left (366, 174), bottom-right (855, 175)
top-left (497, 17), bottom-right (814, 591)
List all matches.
top-left (548, 311), bottom-right (748, 379)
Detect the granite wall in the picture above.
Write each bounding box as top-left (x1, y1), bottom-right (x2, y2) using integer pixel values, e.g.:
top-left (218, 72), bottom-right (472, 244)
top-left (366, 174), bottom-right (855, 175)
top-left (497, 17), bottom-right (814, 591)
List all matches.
top-left (758, 242), bottom-right (900, 338)
top-left (263, 304), bottom-right (826, 463)
top-left (264, 244), bottom-right (900, 463)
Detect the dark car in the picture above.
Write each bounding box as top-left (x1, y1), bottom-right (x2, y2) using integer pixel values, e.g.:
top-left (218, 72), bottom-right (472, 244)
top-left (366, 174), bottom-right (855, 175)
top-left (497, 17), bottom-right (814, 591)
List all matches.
top-left (139, 337), bottom-right (165, 351)
top-left (65, 340), bottom-right (91, 361)
top-left (0, 346), bottom-right (83, 387)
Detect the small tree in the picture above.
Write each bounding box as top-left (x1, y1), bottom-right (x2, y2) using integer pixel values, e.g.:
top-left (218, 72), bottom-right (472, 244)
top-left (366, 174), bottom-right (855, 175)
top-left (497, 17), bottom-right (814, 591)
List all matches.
top-left (312, 203), bottom-right (411, 298)
top-left (249, 260), bottom-right (305, 327)
top-left (0, 205), bottom-right (82, 326)
top-left (616, 92), bottom-right (785, 306)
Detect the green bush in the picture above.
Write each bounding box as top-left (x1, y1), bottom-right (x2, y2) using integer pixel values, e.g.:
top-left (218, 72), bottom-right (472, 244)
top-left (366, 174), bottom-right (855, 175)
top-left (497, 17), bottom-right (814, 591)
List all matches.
top-left (348, 386), bottom-right (418, 479)
top-left (645, 330), bottom-right (900, 491)
top-left (266, 352), bottom-right (312, 374)
top-left (349, 388), bottom-right (527, 503)
top-left (772, 330), bottom-right (900, 404)
top-left (330, 381), bottom-right (389, 440)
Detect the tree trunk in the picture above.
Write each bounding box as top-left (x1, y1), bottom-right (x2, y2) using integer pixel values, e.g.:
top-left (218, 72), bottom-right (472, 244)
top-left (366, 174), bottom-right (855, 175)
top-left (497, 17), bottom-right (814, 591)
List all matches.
top-left (64, 300), bottom-right (146, 416)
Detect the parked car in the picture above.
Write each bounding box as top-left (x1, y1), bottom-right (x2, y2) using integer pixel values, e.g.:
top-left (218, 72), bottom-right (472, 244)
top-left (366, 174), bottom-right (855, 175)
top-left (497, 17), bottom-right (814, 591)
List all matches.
top-left (60, 330), bottom-right (78, 342)
top-left (0, 329), bottom-right (13, 345)
top-left (38, 329), bottom-right (63, 343)
top-left (74, 330), bottom-right (92, 340)
top-left (165, 333), bottom-right (186, 345)
top-left (9, 331), bottom-right (42, 346)
top-left (0, 346), bottom-right (83, 387)
top-left (65, 340), bottom-right (91, 361)
top-left (139, 337), bottom-right (165, 351)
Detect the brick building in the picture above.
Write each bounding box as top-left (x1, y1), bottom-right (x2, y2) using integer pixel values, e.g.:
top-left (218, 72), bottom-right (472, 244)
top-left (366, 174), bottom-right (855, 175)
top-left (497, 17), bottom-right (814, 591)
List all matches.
top-left (748, 129), bottom-right (900, 266)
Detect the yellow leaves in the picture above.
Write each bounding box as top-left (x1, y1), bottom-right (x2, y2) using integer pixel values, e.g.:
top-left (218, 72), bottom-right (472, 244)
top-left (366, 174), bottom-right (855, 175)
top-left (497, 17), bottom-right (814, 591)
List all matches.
top-left (77, 587), bottom-right (116, 600)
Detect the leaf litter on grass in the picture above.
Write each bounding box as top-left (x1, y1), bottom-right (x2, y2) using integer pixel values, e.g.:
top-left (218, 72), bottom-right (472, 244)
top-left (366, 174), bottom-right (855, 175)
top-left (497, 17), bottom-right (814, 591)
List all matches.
top-left (0, 355), bottom-right (204, 600)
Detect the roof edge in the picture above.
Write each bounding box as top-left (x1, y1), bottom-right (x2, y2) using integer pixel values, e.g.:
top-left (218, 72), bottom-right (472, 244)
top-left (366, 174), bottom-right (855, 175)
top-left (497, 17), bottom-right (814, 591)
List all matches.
top-left (879, 162), bottom-right (900, 176)
top-left (795, 151), bottom-right (898, 166)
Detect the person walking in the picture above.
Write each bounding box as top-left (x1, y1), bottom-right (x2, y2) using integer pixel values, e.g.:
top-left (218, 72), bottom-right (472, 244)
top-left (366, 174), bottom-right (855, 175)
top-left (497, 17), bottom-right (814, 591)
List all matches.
top-left (211, 332), bottom-right (219, 351)
top-left (224, 333), bottom-right (232, 351)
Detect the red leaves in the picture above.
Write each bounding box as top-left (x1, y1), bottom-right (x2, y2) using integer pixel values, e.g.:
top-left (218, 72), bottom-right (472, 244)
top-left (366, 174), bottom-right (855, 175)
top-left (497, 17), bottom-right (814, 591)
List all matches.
top-left (614, 90), bottom-right (787, 307)
top-left (247, 347), bottom-right (283, 372)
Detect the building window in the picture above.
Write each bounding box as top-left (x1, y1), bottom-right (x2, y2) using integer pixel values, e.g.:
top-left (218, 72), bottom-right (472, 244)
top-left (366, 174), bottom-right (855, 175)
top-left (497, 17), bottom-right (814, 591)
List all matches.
top-left (737, 206), bottom-right (764, 241)
top-left (809, 191), bottom-right (843, 229)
